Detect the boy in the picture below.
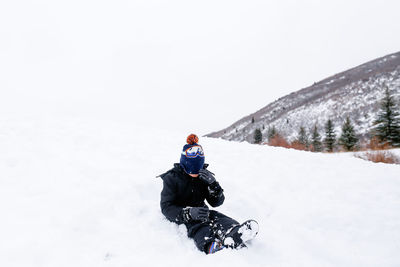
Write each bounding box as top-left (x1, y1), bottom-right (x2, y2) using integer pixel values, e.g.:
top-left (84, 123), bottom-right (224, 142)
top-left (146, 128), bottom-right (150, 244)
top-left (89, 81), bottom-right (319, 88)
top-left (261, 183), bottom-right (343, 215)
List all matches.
top-left (159, 134), bottom-right (258, 254)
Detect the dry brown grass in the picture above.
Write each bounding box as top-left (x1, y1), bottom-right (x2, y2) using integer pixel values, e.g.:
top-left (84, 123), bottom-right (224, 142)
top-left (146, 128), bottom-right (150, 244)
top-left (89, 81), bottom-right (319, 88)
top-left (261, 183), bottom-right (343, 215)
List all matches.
top-left (267, 134), bottom-right (290, 148)
top-left (263, 134), bottom-right (399, 164)
top-left (356, 151), bottom-right (399, 164)
top-left (266, 135), bottom-right (313, 151)
top-left (289, 141), bottom-right (308, 151)
top-left (363, 137), bottom-right (392, 151)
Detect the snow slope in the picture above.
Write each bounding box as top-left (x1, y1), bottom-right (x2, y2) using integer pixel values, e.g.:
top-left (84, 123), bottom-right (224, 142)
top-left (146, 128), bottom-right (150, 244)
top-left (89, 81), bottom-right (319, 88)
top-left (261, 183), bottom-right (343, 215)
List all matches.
top-left (1, 117), bottom-right (400, 267)
top-left (206, 52), bottom-right (400, 143)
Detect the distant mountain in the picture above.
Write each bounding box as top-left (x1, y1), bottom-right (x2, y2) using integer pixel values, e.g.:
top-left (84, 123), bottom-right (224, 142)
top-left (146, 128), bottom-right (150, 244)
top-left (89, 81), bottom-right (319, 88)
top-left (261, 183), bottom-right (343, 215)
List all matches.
top-left (206, 51), bottom-right (400, 143)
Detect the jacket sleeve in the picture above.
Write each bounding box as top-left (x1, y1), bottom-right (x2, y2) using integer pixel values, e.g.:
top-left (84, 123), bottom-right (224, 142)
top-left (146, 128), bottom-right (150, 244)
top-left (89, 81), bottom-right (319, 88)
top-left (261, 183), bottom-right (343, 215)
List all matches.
top-left (206, 182), bottom-right (225, 207)
top-left (160, 174), bottom-right (185, 224)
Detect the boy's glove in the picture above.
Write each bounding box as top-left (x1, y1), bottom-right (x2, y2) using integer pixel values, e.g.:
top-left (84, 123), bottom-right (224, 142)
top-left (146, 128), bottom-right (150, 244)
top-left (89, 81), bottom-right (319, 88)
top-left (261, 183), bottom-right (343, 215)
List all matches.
top-left (182, 206), bottom-right (209, 223)
top-left (198, 169), bottom-right (223, 197)
top-left (198, 169), bottom-right (216, 185)
top-left (208, 181), bottom-right (223, 198)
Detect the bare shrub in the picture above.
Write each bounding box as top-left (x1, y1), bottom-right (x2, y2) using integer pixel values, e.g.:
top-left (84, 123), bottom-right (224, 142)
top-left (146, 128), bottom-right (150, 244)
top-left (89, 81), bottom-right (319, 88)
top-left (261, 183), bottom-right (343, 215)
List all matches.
top-left (268, 134), bottom-right (290, 148)
top-left (289, 140), bottom-right (308, 151)
top-left (266, 135), bottom-right (316, 152)
top-left (356, 151), bottom-right (399, 164)
top-left (367, 136), bottom-right (392, 150)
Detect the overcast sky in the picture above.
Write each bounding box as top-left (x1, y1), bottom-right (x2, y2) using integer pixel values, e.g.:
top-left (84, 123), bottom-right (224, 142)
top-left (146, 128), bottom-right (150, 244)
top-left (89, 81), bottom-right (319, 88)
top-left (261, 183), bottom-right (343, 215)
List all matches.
top-left (1, 0), bottom-right (399, 135)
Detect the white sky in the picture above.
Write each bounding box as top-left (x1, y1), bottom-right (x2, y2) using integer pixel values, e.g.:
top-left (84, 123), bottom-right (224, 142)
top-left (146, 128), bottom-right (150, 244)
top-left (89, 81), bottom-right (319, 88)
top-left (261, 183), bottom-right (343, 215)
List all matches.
top-left (1, 0), bottom-right (399, 135)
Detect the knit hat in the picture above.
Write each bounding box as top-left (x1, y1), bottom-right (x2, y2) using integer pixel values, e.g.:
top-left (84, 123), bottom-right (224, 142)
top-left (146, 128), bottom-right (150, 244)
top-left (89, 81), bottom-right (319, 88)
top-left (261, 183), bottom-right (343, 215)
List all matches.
top-left (180, 134), bottom-right (205, 175)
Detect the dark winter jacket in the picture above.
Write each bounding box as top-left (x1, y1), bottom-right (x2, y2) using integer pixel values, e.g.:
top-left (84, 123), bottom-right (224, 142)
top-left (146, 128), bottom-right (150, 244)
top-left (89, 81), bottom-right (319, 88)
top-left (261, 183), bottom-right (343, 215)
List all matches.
top-left (159, 163), bottom-right (225, 224)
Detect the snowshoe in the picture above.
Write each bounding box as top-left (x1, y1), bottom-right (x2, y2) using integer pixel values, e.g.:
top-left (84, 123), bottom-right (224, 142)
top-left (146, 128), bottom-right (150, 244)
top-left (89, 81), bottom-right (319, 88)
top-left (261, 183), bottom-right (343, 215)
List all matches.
top-left (223, 220), bottom-right (259, 249)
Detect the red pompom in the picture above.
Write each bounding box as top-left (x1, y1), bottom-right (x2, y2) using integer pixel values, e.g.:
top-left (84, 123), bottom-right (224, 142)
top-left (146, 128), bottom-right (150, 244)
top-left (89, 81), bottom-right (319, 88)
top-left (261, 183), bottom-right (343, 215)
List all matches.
top-left (187, 134), bottom-right (199, 145)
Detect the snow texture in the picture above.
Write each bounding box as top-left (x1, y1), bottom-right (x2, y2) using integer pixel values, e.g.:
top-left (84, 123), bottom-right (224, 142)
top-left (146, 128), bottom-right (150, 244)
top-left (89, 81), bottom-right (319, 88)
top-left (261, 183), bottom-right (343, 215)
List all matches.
top-left (1, 117), bottom-right (400, 267)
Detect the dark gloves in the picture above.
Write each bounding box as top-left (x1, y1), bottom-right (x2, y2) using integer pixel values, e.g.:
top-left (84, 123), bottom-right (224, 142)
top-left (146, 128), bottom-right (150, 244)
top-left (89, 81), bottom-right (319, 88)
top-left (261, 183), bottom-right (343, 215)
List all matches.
top-left (208, 181), bottom-right (223, 198)
top-left (199, 169), bottom-right (223, 198)
top-left (198, 169), bottom-right (216, 185)
top-left (182, 206), bottom-right (209, 223)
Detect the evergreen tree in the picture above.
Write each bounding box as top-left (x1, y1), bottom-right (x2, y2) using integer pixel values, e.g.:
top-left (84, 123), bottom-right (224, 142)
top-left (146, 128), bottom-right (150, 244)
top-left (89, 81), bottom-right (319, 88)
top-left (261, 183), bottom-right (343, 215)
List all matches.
top-left (267, 126), bottom-right (277, 141)
top-left (311, 124), bottom-right (322, 152)
top-left (297, 126), bottom-right (309, 149)
top-left (253, 128), bottom-right (263, 144)
top-left (324, 119), bottom-right (336, 152)
top-left (339, 117), bottom-right (359, 151)
top-left (251, 117), bottom-right (255, 123)
top-left (371, 86), bottom-right (400, 147)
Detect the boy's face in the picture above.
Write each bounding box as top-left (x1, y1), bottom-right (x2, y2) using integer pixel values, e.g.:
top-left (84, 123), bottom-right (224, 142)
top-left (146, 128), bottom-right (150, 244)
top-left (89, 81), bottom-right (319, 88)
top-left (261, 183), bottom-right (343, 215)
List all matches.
top-left (189, 174), bottom-right (199, 178)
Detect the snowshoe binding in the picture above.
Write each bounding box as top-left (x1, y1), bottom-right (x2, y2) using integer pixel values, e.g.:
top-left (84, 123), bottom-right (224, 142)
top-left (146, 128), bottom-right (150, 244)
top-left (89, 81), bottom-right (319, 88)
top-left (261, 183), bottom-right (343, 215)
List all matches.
top-left (223, 220), bottom-right (259, 249)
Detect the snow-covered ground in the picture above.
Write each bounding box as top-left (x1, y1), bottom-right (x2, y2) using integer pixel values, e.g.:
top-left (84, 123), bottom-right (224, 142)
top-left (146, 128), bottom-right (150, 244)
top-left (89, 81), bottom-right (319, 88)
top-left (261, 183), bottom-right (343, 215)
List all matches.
top-left (1, 117), bottom-right (399, 267)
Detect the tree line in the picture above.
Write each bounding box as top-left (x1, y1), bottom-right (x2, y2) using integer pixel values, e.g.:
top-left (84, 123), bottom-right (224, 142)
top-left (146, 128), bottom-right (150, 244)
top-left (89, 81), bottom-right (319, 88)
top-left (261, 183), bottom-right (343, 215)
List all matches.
top-left (253, 86), bottom-right (400, 152)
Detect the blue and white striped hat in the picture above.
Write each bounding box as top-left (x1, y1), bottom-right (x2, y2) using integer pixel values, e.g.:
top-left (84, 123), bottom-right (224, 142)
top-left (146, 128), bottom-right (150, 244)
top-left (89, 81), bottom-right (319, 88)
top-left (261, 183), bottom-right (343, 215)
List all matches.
top-left (180, 134), bottom-right (205, 175)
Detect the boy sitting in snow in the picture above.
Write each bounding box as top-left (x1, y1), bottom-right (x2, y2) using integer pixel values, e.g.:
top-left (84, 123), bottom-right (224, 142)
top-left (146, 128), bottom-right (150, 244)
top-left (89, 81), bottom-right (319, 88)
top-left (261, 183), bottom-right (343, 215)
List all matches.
top-left (159, 134), bottom-right (258, 254)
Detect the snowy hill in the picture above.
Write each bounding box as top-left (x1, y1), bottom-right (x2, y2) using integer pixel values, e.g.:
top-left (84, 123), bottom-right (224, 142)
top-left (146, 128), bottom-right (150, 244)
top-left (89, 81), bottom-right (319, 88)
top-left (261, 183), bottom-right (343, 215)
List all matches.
top-left (1, 117), bottom-right (399, 267)
top-left (206, 51), bottom-right (400, 142)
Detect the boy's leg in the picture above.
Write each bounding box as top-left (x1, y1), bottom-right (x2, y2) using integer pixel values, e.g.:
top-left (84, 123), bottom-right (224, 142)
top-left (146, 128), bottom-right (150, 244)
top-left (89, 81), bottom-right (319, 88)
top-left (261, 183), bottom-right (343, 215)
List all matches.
top-left (185, 211), bottom-right (240, 253)
top-left (209, 210), bottom-right (239, 238)
top-left (186, 221), bottom-right (214, 252)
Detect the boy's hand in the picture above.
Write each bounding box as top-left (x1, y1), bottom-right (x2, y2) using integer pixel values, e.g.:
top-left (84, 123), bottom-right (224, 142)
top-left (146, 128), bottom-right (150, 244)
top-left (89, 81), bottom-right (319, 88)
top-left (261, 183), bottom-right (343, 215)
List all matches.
top-left (183, 206), bottom-right (209, 222)
top-left (198, 169), bottom-right (216, 185)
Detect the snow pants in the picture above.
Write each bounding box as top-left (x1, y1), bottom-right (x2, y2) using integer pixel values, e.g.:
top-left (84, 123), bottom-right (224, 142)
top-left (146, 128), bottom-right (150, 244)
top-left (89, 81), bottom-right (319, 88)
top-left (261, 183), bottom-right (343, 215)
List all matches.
top-left (185, 210), bottom-right (239, 252)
